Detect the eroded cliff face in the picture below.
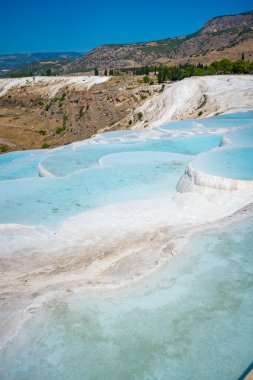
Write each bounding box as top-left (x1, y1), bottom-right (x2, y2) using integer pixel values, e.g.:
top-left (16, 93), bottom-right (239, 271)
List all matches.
top-left (0, 76), bottom-right (160, 152)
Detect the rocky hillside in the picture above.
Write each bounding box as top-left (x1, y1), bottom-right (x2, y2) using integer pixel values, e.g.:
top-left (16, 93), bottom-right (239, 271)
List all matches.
top-left (0, 76), bottom-right (161, 152)
top-left (63, 11), bottom-right (253, 72)
top-left (0, 52), bottom-right (83, 77)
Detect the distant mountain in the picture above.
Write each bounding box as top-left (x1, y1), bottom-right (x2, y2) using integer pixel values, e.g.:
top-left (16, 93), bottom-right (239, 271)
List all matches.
top-left (0, 52), bottom-right (83, 75)
top-left (63, 11), bottom-right (253, 72)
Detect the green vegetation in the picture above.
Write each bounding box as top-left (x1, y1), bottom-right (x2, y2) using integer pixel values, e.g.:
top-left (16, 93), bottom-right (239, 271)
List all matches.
top-left (39, 129), bottom-right (46, 135)
top-left (55, 114), bottom-right (68, 134)
top-left (128, 119), bottom-right (133, 126)
top-left (9, 71), bottom-right (33, 78)
top-left (143, 75), bottom-right (150, 84)
top-left (94, 67), bottom-right (99, 76)
top-left (44, 68), bottom-right (52, 76)
top-left (79, 106), bottom-right (84, 119)
top-left (156, 59), bottom-right (253, 83)
top-left (0, 145), bottom-right (8, 153)
top-left (60, 92), bottom-right (67, 101)
top-left (44, 104), bottom-right (51, 111)
top-left (117, 59), bottom-right (253, 83)
top-left (41, 143), bottom-right (50, 149)
top-left (62, 114), bottom-right (68, 127)
top-left (56, 126), bottom-right (66, 134)
top-left (137, 112), bottom-right (143, 120)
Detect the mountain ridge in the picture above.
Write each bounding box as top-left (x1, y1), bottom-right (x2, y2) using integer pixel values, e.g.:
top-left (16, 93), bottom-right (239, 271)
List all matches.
top-left (0, 52), bottom-right (83, 76)
top-left (63, 10), bottom-right (253, 73)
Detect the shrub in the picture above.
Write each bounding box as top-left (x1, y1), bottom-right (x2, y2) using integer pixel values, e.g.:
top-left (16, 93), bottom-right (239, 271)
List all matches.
top-left (39, 129), bottom-right (46, 135)
top-left (143, 75), bottom-right (150, 84)
top-left (128, 119), bottom-right (133, 126)
top-left (137, 112), bottom-right (143, 120)
top-left (0, 145), bottom-right (8, 153)
top-left (60, 92), bottom-right (66, 101)
top-left (198, 111), bottom-right (203, 117)
top-left (79, 106), bottom-right (84, 119)
top-left (56, 126), bottom-right (66, 134)
top-left (41, 143), bottom-right (50, 149)
top-left (62, 114), bottom-right (68, 127)
top-left (149, 79), bottom-right (154, 85)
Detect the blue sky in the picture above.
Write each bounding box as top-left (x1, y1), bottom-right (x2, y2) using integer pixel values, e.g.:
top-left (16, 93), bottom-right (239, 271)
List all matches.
top-left (1, 0), bottom-right (252, 54)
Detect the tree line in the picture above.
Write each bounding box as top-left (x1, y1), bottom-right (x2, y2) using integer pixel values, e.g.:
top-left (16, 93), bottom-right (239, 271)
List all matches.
top-left (156, 59), bottom-right (253, 83)
top-left (95, 58), bottom-right (253, 83)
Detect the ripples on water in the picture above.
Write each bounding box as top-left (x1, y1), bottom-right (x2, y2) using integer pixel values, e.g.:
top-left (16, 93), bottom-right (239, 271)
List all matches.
top-left (0, 112), bottom-right (253, 379)
top-left (1, 217), bottom-right (253, 380)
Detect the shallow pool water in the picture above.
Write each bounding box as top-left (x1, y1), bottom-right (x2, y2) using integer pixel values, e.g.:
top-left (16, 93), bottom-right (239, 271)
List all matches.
top-left (0, 151), bottom-right (192, 226)
top-left (40, 134), bottom-right (222, 177)
top-left (192, 147), bottom-right (253, 180)
top-left (0, 112), bottom-right (253, 227)
top-left (0, 150), bottom-right (48, 181)
top-left (0, 134), bottom-right (222, 227)
top-left (1, 216), bottom-right (252, 380)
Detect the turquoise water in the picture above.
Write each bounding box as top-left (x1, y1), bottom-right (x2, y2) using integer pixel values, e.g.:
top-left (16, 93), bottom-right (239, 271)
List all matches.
top-left (0, 134), bottom-right (221, 227)
top-left (0, 150), bottom-right (48, 180)
top-left (40, 135), bottom-right (222, 177)
top-left (226, 125), bottom-right (253, 148)
top-left (0, 111), bottom-right (253, 227)
top-left (0, 151), bottom-right (192, 226)
top-left (1, 111), bottom-right (253, 379)
top-left (193, 147), bottom-right (253, 180)
top-left (1, 216), bottom-right (252, 380)
top-left (188, 113), bottom-right (253, 181)
top-left (160, 111), bottom-right (253, 132)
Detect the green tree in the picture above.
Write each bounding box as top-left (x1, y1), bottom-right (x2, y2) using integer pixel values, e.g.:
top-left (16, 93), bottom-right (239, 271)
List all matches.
top-left (45, 68), bottom-right (52, 76)
top-left (143, 75), bottom-right (150, 83)
top-left (94, 67), bottom-right (99, 76)
top-left (233, 60), bottom-right (247, 74)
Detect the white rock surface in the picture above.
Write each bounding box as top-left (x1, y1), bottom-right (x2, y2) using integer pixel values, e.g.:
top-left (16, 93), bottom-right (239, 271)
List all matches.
top-left (0, 76), bottom-right (110, 98)
top-left (133, 75), bottom-right (253, 128)
top-left (177, 165), bottom-right (253, 192)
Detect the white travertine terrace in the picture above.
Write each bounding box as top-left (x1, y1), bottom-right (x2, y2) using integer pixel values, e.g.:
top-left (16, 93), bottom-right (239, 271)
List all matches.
top-left (177, 165), bottom-right (253, 192)
top-left (133, 75), bottom-right (253, 129)
top-left (0, 76), bottom-right (110, 98)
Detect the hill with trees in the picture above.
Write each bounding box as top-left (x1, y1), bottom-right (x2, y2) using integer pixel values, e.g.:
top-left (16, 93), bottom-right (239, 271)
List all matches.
top-left (63, 11), bottom-right (253, 73)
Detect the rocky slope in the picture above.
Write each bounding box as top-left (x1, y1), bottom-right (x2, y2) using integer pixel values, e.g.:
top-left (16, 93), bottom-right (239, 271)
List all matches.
top-left (1, 74), bottom-right (253, 154)
top-left (0, 52), bottom-right (83, 77)
top-left (63, 11), bottom-right (253, 72)
top-left (0, 75), bottom-right (160, 152)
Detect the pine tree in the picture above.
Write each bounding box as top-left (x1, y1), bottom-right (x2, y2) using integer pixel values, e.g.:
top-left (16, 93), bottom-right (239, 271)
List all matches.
top-left (94, 67), bottom-right (99, 76)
